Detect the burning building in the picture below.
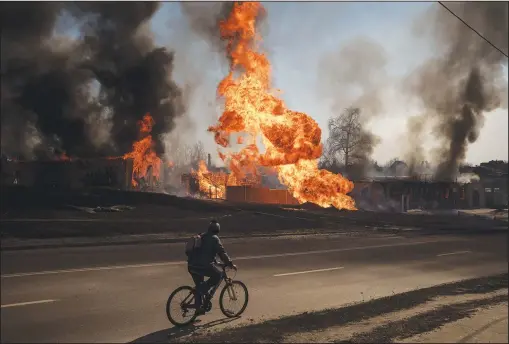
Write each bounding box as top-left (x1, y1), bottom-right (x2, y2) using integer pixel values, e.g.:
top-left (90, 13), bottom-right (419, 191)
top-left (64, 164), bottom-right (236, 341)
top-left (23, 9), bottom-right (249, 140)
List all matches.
top-left (181, 164), bottom-right (299, 205)
top-left (0, 155), bottom-right (178, 193)
top-left (1, 3), bottom-right (357, 211)
top-left (181, 157), bottom-right (261, 199)
top-left (180, 153), bottom-right (299, 205)
top-left (1, 157), bottom-right (133, 191)
top-left (0, 113), bottom-right (171, 192)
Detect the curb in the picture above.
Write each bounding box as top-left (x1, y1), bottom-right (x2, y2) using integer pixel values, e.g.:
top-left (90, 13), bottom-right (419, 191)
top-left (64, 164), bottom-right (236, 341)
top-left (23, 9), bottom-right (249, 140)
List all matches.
top-left (2, 225), bottom-right (507, 251)
top-left (374, 226), bottom-right (508, 235)
top-left (0, 230), bottom-right (351, 251)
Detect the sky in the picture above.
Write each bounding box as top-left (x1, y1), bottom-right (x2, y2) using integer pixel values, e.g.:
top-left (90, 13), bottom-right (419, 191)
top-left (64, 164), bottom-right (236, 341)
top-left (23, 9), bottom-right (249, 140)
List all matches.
top-left (149, 2), bottom-right (508, 166)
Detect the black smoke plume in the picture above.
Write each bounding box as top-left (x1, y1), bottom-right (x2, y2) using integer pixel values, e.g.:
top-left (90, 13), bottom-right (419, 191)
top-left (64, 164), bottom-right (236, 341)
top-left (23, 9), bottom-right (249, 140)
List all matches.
top-left (404, 2), bottom-right (508, 181)
top-left (0, 2), bottom-right (184, 160)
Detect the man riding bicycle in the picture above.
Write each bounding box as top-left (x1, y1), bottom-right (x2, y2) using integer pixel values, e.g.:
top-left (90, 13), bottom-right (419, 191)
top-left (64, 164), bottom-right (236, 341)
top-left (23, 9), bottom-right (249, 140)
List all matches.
top-left (187, 219), bottom-right (236, 315)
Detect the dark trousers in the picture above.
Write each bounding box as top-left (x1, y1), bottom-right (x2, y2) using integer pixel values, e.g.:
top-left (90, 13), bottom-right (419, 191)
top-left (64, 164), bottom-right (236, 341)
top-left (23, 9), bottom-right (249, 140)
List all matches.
top-left (188, 264), bottom-right (222, 306)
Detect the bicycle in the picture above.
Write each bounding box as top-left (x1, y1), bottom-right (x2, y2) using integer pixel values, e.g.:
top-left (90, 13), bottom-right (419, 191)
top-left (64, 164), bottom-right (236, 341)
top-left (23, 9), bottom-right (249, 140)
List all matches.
top-left (166, 263), bottom-right (249, 327)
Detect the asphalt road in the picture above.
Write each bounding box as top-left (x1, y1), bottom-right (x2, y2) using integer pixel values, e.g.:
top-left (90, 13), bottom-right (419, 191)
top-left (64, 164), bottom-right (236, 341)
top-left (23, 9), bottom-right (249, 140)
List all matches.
top-left (1, 232), bottom-right (507, 343)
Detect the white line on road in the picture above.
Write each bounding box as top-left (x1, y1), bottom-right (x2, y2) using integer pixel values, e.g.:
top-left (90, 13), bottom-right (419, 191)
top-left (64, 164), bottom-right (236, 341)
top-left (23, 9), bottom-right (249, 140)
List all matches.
top-left (1, 262), bottom-right (182, 278)
top-left (234, 239), bottom-right (447, 261)
top-left (437, 250), bottom-right (472, 257)
top-left (1, 239), bottom-right (449, 279)
top-left (1, 299), bottom-right (58, 309)
top-left (274, 267), bottom-right (344, 277)
top-left (1, 217), bottom-right (215, 223)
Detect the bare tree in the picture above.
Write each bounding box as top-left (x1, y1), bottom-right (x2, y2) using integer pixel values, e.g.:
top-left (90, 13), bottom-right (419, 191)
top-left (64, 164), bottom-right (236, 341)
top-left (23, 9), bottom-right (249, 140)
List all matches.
top-left (384, 157), bottom-right (400, 170)
top-left (166, 137), bottom-right (208, 170)
top-left (323, 107), bottom-right (379, 177)
top-left (189, 141), bottom-right (206, 169)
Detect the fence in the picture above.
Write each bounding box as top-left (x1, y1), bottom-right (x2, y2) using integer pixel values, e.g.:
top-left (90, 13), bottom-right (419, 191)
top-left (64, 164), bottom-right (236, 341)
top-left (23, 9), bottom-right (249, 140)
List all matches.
top-left (226, 186), bottom-right (299, 205)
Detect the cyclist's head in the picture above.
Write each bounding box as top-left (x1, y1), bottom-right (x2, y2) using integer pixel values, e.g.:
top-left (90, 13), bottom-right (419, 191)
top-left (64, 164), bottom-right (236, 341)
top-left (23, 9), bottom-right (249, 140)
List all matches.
top-left (208, 219), bottom-right (220, 234)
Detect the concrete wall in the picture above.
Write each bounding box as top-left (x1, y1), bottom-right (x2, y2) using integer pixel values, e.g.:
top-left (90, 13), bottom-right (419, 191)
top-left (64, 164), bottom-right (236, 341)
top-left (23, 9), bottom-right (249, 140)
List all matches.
top-left (480, 176), bottom-right (507, 208)
top-left (465, 181), bottom-right (486, 208)
top-left (226, 186), bottom-right (299, 205)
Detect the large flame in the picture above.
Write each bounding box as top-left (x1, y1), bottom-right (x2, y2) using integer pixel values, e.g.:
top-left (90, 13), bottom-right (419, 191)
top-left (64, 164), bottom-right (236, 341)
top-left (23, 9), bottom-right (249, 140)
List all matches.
top-left (192, 160), bottom-right (229, 199)
top-left (123, 113), bottom-right (162, 187)
top-left (208, 2), bottom-right (356, 210)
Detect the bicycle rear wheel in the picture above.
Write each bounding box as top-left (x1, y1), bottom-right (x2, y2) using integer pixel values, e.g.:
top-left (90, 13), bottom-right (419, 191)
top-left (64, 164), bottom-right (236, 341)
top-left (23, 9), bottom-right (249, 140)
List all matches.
top-left (219, 280), bottom-right (249, 318)
top-left (166, 286), bottom-right (198, 326)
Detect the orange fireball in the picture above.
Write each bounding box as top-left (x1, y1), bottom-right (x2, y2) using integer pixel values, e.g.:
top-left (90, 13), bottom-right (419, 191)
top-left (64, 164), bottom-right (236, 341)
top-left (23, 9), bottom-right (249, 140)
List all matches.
top-left (208, 2), bottom-right (356, 210)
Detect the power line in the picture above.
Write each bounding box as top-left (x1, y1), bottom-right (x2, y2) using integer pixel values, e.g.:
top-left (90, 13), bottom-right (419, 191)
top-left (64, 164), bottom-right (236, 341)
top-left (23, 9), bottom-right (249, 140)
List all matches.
top-left (437, 1), bottom-right (508, 59)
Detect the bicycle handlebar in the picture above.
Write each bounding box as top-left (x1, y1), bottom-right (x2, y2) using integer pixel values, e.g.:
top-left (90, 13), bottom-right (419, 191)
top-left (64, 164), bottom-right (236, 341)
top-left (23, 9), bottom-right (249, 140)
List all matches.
top-left (215, 261), bottom-right (237, 271)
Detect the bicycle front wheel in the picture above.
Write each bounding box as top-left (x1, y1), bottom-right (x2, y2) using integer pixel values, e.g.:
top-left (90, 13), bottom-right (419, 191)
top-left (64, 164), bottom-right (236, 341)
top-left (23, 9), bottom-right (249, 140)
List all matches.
top-left (166, 286), bottom-right (198, 326)
top-left (219, 280), bottom-right (249, 318)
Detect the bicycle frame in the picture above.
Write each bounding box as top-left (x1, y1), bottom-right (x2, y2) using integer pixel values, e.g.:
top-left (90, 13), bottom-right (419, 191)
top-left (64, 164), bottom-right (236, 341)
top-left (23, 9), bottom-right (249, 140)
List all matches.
top-left (182, 264), bottom-right (238, 310)
top-left (206, 264), bottom-right (238, 301)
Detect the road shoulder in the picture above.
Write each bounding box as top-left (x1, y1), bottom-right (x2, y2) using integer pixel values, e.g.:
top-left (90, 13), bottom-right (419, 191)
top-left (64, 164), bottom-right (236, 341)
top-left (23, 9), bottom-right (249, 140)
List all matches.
top-left (162, 273), bottom-right (508, 343)
top-left (401, 302), bottom-right (508, 343)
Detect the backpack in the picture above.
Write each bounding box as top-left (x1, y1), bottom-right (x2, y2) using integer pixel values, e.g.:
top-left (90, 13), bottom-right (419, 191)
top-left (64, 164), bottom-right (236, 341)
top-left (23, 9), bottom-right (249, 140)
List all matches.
top-left (185, 233), bottom-right (203, 257)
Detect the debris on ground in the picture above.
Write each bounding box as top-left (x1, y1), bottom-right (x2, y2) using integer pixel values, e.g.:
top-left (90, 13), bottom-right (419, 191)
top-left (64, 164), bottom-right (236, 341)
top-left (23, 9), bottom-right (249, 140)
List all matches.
top-left (65, 205), bottom-right (136, 214)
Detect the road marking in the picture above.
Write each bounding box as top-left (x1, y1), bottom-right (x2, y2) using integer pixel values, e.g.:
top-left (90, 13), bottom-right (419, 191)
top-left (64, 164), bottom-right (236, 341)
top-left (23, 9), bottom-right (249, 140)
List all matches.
top-left (235, 239), bottom-right (447, 261)
top-left (251, 211), bottom-right (316, 221)
top-left (1, 262), bottom-right (182, 278)
top-left (437, 250), bottom-right (471, 257)
top-left (274, 267), bottom-right (344, 277)
top-left (1, 299), bottom-right (58, 308)
top-left (0, 217), bottom-right (216, 223)
top-left (1, 239), bottom-right (449, 279)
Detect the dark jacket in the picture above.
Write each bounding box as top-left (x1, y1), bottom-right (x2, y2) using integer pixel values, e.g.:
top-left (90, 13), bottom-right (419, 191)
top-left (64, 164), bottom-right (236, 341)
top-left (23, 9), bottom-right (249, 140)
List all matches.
top-left (188, 232), bottom-right (232, 267)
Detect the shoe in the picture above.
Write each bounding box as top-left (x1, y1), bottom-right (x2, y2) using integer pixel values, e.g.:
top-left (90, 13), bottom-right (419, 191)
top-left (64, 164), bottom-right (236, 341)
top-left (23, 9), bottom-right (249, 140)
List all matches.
top-left (196, 308), bottom-right (206, 316)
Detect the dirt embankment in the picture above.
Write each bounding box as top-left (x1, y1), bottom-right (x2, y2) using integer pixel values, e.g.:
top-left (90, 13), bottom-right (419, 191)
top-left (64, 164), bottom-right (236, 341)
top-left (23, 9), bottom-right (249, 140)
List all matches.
top-left (1, 185), bottom-right (506, 240)
top-left (161, 273), bottom-right (508, 343)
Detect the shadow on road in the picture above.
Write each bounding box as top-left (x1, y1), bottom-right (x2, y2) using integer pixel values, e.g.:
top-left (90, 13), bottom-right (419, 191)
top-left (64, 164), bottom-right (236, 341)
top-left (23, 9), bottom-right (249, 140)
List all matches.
top-left (338, 294), bottom-right (507, 343)
top-left (164, 273), bottom-right (508, 343)
top-left (129, 316), bottom-right (240, 343)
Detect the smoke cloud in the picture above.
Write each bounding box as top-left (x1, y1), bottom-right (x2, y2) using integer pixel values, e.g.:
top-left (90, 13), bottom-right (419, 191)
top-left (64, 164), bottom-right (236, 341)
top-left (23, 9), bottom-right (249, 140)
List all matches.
top-left (0, 2), bottom-right (185, 160)
top-left (318, 37), bottom-right (388, 178)
top-left (319, 37), bottom-right (389, 120)
top-left (180, 2), bottom-right (234, 55)
top-left (404, 2), bottom-right (508, 181)
top-left (158, 2), bottom-right (235, 166)
top-left (403, 114), bottom-right (429, 175)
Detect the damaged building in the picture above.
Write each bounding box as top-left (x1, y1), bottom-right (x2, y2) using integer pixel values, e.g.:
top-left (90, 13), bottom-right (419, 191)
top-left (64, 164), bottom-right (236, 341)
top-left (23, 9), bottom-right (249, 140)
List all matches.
top-left (0, 157), bottom-right (166, 192)
top-left (351, 177), bottom-right (486, 212)
top-left (180, 158), bottom-right (507, 211)
top-left (351, 160), bottom-right (508, 212)
top-left (460, 160), bottom-right (508, 208)
top-left (181, 156), bottom-right (299, 205)
top-left (182, 168), bottom-right (298, 205)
